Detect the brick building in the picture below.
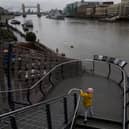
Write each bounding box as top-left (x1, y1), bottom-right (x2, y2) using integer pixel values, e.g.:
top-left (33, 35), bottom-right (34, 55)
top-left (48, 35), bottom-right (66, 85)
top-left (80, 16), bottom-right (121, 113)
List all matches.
top-left (64, 0), bottom-right (113, 18)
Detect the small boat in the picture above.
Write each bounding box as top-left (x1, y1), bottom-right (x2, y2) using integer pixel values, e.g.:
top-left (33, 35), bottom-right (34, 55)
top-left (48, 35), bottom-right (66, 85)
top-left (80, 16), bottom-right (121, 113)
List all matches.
top-left (47, 14), bottom-right (64, 20)
top-left (11, 20), bottom-right (20, 25)
top-left (22, 24), bottom-right (29, 31)
top-left (23, 27), bottom-right (29, 32)
top-left (99, 16), bottom-right (120, 22)
top-left (23, 20), bottom-right (33, 28)
top-left (22, 20), bottom-right (33, 31)
top-left (46, 10), bottom-right (64, 20)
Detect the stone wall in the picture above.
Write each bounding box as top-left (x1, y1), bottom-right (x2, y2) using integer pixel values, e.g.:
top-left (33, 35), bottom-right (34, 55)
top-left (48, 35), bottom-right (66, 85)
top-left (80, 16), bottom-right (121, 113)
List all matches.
top-left (0, 41), bottom-right (80, 113)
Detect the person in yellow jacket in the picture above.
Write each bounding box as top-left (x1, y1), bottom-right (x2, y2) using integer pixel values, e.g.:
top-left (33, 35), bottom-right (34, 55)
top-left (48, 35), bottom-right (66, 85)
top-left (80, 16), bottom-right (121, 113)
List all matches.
top-left (80, 88), bottom-right (94, 122)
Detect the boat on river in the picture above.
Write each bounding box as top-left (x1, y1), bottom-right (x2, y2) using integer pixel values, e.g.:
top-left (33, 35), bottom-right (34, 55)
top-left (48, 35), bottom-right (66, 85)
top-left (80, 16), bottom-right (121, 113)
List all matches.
top-left (46, 9), bottom-right (64, 20)
top-left (22, 20), bottom-right (33, 28)
top-left (22, 20), bottom-right (33, 31)
top-left (99, 15), bottom-right (120, 22)
top-left (11, 20), bottom-right (20, 25)
top-left (22, 25), bottom-right (29, 31)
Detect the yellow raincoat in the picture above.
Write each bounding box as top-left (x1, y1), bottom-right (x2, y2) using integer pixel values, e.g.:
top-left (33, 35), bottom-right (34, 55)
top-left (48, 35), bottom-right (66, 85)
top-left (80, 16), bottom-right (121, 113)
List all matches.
top-left (80, 90), bottom-right (93, 107)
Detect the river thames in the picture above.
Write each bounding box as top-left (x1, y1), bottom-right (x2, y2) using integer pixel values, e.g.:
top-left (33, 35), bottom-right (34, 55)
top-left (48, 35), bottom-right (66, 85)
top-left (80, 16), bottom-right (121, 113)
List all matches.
top-left (12, 15), bottom-right (129, 67)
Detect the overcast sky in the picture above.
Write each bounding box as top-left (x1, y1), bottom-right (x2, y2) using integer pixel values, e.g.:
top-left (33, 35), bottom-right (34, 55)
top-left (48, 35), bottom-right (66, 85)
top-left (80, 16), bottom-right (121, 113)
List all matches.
top-left (0, 0), bottom-right (121, 11)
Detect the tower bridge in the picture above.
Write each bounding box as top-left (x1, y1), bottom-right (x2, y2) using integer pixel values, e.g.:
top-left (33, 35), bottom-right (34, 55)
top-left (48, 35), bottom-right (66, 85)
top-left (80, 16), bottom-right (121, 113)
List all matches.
top-left (22, 3), bottom-right (41, 17)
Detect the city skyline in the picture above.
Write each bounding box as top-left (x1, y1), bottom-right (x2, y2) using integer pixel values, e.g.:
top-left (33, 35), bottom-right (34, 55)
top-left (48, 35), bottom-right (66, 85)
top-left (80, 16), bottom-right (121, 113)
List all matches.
top-left (0, 0), bottom-right (121, 11)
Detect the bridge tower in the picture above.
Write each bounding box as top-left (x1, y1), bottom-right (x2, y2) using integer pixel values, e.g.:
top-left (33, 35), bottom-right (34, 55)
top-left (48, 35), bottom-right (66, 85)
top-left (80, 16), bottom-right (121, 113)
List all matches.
top-left (37, 4), bottom-right (41, 17)
top-left (22, 4), bottom-right (26, 17)
top-left (22, 4), bottom-right (41, 17)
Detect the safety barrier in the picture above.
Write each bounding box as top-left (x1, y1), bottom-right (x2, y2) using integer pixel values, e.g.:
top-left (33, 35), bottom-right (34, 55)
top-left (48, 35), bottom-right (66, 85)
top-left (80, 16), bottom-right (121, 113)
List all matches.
top-left (0, 43), bottom-right (128, 129)
top-left (93, 55), bottom-right (128, 129)
top-left (0, 42), bottom-right (71, 112)
top-left (0, 93), bottom-right (78, 129)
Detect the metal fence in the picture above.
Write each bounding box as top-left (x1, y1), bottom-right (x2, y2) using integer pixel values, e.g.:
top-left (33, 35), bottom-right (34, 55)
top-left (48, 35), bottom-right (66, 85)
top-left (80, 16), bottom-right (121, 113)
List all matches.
top-left (0, 93), bottom-right (77, 129)
top-left (0, 43), bottom-right (80, 112)
top-left (0, 42), bottom-right (71, 112)
top-left (0, 42), bottom-right (128, 129)
top-left (0, 58), bottom-right (128, 128)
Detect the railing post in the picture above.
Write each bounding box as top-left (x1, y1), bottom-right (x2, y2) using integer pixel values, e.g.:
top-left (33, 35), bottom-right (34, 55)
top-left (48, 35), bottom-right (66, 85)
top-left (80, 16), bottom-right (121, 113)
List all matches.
top-left (61, 64), bottom-right (64, 80)
top-left (92, 61), bottom-right (95, 73)
top-left (125, 103), bottom-right (128, 129)
top-left (7, 44), bottom-right (18, 129)
top-left (39, 81), bottom-right (46, 98)
top-left (49, 73), bottom-right (54, 87)
top-left (107, 63), bottom-right (111, 80)
top-left (125, 78), bottom-right (129, 129)
top-left (10, 116), bottom-right (18, 129)
top-left (125, 121), bottom-right (129, 129)
top-left (77, 61), bottom-right (82, 76)
top-left (27, 89), bottom-right (32, 105)
top-left (7, 44), bottom-right (15, 110)
top-left (63, 97), bottom-right (68, 124)
top-left (74, 93), bottom-right (77, 110)
top-left (126, 88), bottom-right (129, 94)
top-left (119, 71), bottom-right (124, 86)
top-left (46, 104), bottom-right (52, 129)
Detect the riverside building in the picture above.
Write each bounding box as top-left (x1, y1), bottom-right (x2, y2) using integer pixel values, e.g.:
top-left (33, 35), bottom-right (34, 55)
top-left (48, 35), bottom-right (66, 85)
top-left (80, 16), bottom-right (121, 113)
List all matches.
top-left (107, 0), bottom-right (129, 18)
top-left (121, 0), bottom-right (129, 17)
top-left (64, 0), bottom-right (113, 18)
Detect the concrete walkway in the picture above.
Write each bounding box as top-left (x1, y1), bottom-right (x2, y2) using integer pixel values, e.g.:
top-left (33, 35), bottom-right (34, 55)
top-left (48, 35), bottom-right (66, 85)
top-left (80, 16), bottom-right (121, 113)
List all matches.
top-left (47, 73), bottom-right (123, 122)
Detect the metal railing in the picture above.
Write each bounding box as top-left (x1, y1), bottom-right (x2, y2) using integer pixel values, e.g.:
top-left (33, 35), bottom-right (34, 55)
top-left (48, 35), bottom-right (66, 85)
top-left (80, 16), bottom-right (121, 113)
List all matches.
top-left (68, 88), bottom-right (81, 129)
top-left (0, 58), bottom-right (128, 129)
top-left (0, 92), bottom-right (78, 129)
top-left (0, 42), bottom-right (70, 110)
top-left (0, 43), bottom-right (128, 129)
top-left (93, 55), bottom-right (128, 129)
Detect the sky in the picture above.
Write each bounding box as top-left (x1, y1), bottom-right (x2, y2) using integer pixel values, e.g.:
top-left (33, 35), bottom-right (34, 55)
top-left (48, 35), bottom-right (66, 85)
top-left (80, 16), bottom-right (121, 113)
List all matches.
top-left (0, 0), bottom-right (121, 11)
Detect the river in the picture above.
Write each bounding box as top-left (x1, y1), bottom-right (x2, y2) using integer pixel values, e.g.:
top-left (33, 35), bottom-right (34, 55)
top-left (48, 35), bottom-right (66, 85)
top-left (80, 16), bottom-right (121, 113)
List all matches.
top-left (12, 15), bottom-right (129, 69)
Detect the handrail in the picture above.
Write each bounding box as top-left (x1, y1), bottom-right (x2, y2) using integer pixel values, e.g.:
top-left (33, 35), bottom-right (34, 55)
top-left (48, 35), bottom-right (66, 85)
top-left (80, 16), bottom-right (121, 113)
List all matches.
top-left (0, 59), bottom-right (81, 93)
top-left (0, 90), bottom-right (75, 119)
top-left (0, 89), bottom-right (80, 129)
top-left (122, 70), bottom-right (128, 129)
top-left (0, 58), bottom-right (125, 93)
top-left (113, 65), bottom-right (128, 129)
top-left (68, 88), bottom-right (81, 129)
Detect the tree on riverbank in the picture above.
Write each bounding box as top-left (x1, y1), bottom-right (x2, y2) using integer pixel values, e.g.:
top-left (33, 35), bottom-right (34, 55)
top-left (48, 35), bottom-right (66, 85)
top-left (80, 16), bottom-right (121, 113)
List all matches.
top-left (25, 32), bottom-right (36, 42)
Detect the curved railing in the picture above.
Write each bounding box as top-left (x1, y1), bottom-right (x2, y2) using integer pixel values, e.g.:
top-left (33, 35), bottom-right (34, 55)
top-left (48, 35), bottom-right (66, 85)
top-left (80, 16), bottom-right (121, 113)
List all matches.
top-left (0, 91), bottom-right (78, 129)
top-left (0, 50), bottom-right (128, 129)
